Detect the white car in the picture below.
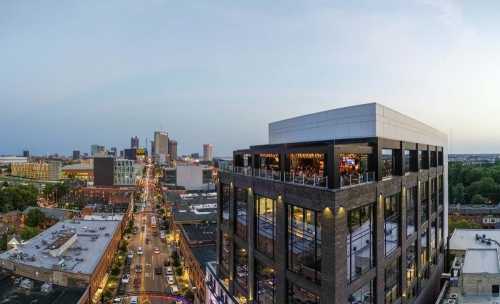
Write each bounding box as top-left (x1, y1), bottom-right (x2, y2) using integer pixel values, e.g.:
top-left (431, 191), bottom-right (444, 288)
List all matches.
top-left (153, 247), bottom-right (160, 254)
top-left (121, 274), bottom-right (130, 284)
top-left (137, 247), bottom-right (143, 255)
top-left (167, 275), bottom-right (175, 285)
top-left (130, 296), bottom-right (138, 304)
top-left (165, 266), bottom-right (173, 275)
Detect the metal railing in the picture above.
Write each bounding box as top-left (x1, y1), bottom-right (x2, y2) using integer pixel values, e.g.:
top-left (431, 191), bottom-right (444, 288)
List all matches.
top-left (340, 172), bottom-right (375, 188)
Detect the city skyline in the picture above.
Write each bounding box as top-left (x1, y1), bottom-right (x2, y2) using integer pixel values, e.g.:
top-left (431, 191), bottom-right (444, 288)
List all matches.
top-left (2, 1), bottom-right (500, 155)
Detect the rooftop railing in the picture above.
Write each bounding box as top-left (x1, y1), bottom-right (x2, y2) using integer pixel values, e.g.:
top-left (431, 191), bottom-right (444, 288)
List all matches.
top-left (340, 172), bottom-right (376, 188)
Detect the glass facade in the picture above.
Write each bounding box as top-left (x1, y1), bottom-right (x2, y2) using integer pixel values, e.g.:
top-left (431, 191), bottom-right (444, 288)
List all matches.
top-left (438, 175), bottom-right (444, 209)
top-left (339, 153), bottom-right (370, 186)
top-left (421, 182), bottom-right (429, 224)
top-left (431, 178), bottom-right (437, 212)
top-left (235, 245), bottom-right (249, 295)
top-left (347, 204), bottom-right (374, 282)
top-left (382, 149), bottom-right (394, 179)
top-left (235, 187), bottom-right (248, 240)
top-left (406, 241), bottom-right (418, 302)
top-left (404, 150), bottom-right (411, 173)
top-left (288, 205), bottom-right (322, 283)
top-left (419, 229), bottom-right (429, 287)
top-left (384, 194), bottom-right (400, 256)
top-left (385, 258), bottom-right (401, 304)
top-left (222, 183), bottom-right (231, 226)
top-left (430, 220), bottom-right (437, 265)
top-left (349, 280), bottom-right (373, 304)
top-left (256, 195), bottom-right (276, 257)
top-left (220, 233), bottom-right (231, 283)
top-left (406, 186), bottom-right (417, 237)
top-left (288, 283), bottom-right (320, 304)
top-left (256, 260), bottom-right (276, 304)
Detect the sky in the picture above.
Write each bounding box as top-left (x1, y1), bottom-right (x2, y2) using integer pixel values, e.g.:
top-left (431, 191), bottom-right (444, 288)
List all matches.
top-left (1, 0), bottom-right (500, 156)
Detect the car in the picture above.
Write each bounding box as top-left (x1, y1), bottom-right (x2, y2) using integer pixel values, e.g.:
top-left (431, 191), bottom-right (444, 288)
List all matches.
top-left (155, 267), bottom-right (162, 275)
top-left (137, 247), bottom-right (143, 255)
top-left (135, 264), bottom-right (142, 273)
top-left (153, 247), bottom-right (160, 254)
top-left (113, 297), bottom-right (122, 303)
top-left (130, 295), bottom-right (138, 304)
top-left (127, 251), bottom-right (134, 259)
top-left (167, 275), bottom-right (175, 285)
top-left (121, 274), bottom-right (130, 284)
top-left (165, 266), bottom-right (173, 275)
top-left (170, 285), bottom-right (179, 294)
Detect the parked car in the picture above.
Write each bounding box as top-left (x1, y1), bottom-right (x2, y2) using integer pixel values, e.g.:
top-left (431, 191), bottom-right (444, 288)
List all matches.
top-left (155, 267), bottom-right (162, 275)
top-left (137, 247), bottom-right (143, 255)
top-left (165, 266), bottom-right (173, 275)
top-left (130, 296), bottom-right (138, 304)
top-left (135, 264), bottom-right (142, 273)
top-left (121, 274), bottom-right (130, 284)
top-left (133, 278), bottom-right (141, 289)
top-left (153, 247), bottom-right (160, 254)
top-left (167, 275), bottom-right (175, 285)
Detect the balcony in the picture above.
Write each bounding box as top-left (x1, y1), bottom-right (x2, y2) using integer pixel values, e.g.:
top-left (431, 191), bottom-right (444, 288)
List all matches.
top-left (340, 172), bottom-right (375, 189)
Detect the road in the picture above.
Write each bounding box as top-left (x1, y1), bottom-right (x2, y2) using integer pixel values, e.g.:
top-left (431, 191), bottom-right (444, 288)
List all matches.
top-left (122, 159), bottom-right (180, 304)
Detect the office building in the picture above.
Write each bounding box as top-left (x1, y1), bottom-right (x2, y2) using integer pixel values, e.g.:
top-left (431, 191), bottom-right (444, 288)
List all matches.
top-left (214, 103), bottom-right (447, 304)
top-left (93, 157), bottom-right (114, 186)
top-left (162, 164), bottom-right (215, 191)
top-left (169, 139), bottom-right (178, 162)
top-left (90, 144), bottom-right (105, 157)
top-left (109, 147), bottom-right (117, 157)
top-left (203, 144), bottom-right (214, 162)
top-left (22, 150), bottom-right (30, 158)
top-left (153, 131), bottom-right (169, 164)
top-left (72, 150), bottom-right (80, 160)
top-left (131, 136), bottom-right (139, 149)
top-left (113, 159), bottom-right (135, 186)
top-left (124, 148), bottom-right (137, 161)
top-left (0, 156), bottom-right (28, 165)
top-left (10, 161), bottom-right (61, 181)
top-left (62, 162), bottom-right (93, 182)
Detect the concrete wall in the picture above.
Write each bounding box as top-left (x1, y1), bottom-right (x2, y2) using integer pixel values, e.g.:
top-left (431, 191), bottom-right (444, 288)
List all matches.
top-left (462, 273), bottom-right (500, 296)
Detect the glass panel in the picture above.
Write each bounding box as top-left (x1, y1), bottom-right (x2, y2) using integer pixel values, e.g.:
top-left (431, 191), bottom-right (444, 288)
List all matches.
top-left (406, 241), bottom-right (418, 302)
top-left (235, 245), bottom-right (249, 294)
top-left (385, 258), bottom-right (401, 304)
top-left (406, 187), bottom-right (417, 237)
top-left (382, 149), bottom-right (394, 179)
top-left (347, 204), bottom-right (374, 282)
top-left (256, 195), bottom-right (276, 257)
top-left (258, 153), bottom-right (280, 171)
top-left (339, 153), bottom-right (373, 187)
top-left (220, 233), bottom-right (231, 283)
top-left (235, 188), bottom-right (248, 240)
top-left (419, 228), bottom-right (429, 287)
top-left (384, 194), bottom-right (400, 256)
top-left (288, 205), bottom-right (322, 283)
top-left (431, 221), bottom-right (437, 264)
top-left (288, 153), bottom-right (325, 178)
top-left (349, 280), bottom-right (373, 304)
top-left (222, 183), bottom-right (231, 226)
top-left (421, 182), bottom-right (429, 224)
top-left (404, 150), bottom-right (410, 173)
top-left (256, 261), bottom-right (276, 304)
top-left (288, 283), bottom-right (320, 304)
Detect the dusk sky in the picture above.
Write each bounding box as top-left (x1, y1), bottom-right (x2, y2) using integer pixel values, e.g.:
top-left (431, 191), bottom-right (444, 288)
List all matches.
top-left (2, 1), bottom-right (500, 156)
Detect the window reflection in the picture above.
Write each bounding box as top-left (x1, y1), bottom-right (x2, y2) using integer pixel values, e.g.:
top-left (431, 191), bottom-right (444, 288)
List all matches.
top-left (406, 187), bottom-right (417, 237)
top-left (221, 183), bottom-right (231, 226)
top-left (288, 283), bottom-right (320, 304)
top-left (235, 188), bottom-right (248, 240)
top-left (256, 195), bottom-right (276, 257)
top-left (431, 221), bottom-right (437, 265)
top-left (382, 149), bottom-right (394, 179)
top-left (256, 261), bottom-right (275, 304)
top-left (349, 280), bottom-right (373, 304)
top-left (258, 153), bottom-right (280, 171)
top-left (220, 233), bottom-right (231, 285)
top-left (419, 229), bottom-right (429, 288)
top-left (385, 258), bottom-right (401, 304)
top-left (347, 204), bottom-right (374, 282)
top-left (406, 241), bottom-right (417, 302)
top-left (235, 245), bottom-right (249, 296)
top-left (421, 182), bottom-right (429, 224)
top-left (384, 194), bottom-right (400, 256)
top-left (339, 153), bottom-right (372, 187)
top-left (288, 205), bottom-right (322, 283)
top-left (288, 153), bottom-right (325, 179)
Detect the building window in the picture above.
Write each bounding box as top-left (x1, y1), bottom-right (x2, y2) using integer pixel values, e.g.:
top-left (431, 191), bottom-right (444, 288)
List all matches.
top-left (256, 195), bottom-right (276, 257)
top-left (404, 150), bottom-right (411, 174)
top-left (221, 183), bottom-right (231, 226)
top-left (438, 150), bottom-right (444, 166)
top-left (256, 260), bottom-right (275, 304)
top-left (288, 205), bottom-right (322, 283)
top-left (421, 150), bottom-right (429, 169)
top-left (339, 153), bottom-right (373, 187)
top-left (382, 149), bottom-right (395, 179)
top-left (419, 228), bottom-right (429, 287)
top-left (234, 245), bottom-right (248, 295)
top-left (385, 258), bottom-right (401, 304)
top-left (431, 150), bottom-right (437, 167)
top-left (220, 233), bottom-right (231, 283)
top-left (406, 186), bottom-right (417, 237)
top-left (406, 241), bottom-right (418, 302)
top-left (421, 182), bottom-right (429, 224)
top-left (384, 194), bottom-right (401, 256)
top-left (438, 214), bottom-right (444, 253)
top-left (235, 188), bottom-right (248, 240)
top-left (431, 178), bottom-right (437, 212)
top-left (430, 220), bottom-right (437, 265)
top-left (257, 153), bottom-right (280, 172)
top-left (349, 280), bottom-right (373, 304)
top-left (288, 283), bottom-right (320, 304)
top-left (438, 175), bottom-right (444, 209)
top-left (287, 153), bottom-right (326, 186)
top-left (347, 204), bottom-right (374, 282)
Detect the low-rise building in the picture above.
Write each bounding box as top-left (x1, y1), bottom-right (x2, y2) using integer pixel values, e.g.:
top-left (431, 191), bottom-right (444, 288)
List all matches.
top-left (11, 161), bottom-right (62, 181)
top-left (62, 163), bottom-right (93, 182)
top-left (162, 164), bottom-right (215, 191)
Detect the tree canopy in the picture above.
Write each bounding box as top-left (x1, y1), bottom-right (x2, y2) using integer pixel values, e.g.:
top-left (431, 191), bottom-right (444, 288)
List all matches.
top-left (449, 161), bottom-right (500, 204)
top-left (0, 184), bottom-right (38, 212)
top-left (25, 208), bottom-right (46, 227)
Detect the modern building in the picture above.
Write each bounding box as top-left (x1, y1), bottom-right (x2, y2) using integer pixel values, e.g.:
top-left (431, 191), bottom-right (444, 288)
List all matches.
top-left (124, 148), bottom-right (137, 161)
top-left (109, 147), bottom-right (117, 157)
top-left (11, 161), bottom-right (62, 181)
top-left (0, 156), bottom-right (28, 165)
top-left (154, 131), bottom-right (169, 164)
top-left (0, 218), bottom-right (123, 303)
top-left (203, 144), bottom-right (214, 162)
top-left (93, 157), bottom-right (114, 186)
top-left (22, 150), bottom-right (30, 158)
top-left (215, 103), bottom-right (448, 304)
top-left (169, 139), bottom-right (178, 162)
top-left (90, 144), bottom-right (105, 157)
top-left (113, 159), bottom-right (135, 186)
top-left (162, 164), bottom-right (215, 191)
top-left (72, 150), bottom-right (81, 160)
top-left (131, 136), bottom-right (139, 149)
top-left (62, 162), bottom-right (93, 182)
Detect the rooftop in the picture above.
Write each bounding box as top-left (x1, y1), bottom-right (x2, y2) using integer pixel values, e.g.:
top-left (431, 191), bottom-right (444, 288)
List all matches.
top-left (449, 229), bottom-right (500, 252)
top-left (463, 249), bottom-right (500, 274)
top-left (62, 163), bottom-right (93, 171)
top-left (170, 192), bottom-right (217, 223)
top-left (191, 245), bottom-right (216, 270)
top-left (180, 223), bottom-right (216, 244)
top-left (0, 219), bottom-right (120, 274)
top-left (23, 207), bottom-right (75, 221)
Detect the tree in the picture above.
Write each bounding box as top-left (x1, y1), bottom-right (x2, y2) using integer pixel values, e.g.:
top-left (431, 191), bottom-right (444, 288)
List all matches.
top-left (471, 194), bottom-right (487, 205)
top-left (448, 217), bottom-right (481, 234)
top-left (0, 234), bottom-right (7, 251)
top-left (20, 226), bottom-right (39, 240)
top-left (25, 208), bottom-right (46, 227)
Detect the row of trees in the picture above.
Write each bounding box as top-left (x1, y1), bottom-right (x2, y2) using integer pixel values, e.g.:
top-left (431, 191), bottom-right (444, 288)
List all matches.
top-left (449, 161), bottom-right (500, 204)
top-left (0, 183), bottom-right (38, 212)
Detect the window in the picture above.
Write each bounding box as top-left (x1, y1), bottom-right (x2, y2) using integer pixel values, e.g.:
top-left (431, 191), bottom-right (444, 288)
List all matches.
top-left (385, 258), bottom-right (401, 304)
top-left (406, 241), bottom-right (418, 302)
top-left (382, 149), bottom-right (395, 179)
top-left (349, 280), bottom-right (373, 304)
top-left (288, 152), bottom-right (325, 181)
top-left (406, 187), bottom-right (417, 237)
top-left (234, 245), bottom-right (248, 294)
top-left (431, 178), bottom-right (437, 212)
top-left (220, 233), bottom-right (231, 283)
top-left (404, 150), bottom-right (411, 173)
top-left (431, 150), bottom-right (437, 167)
top-left (431, 220), bottom-right (437, 264)
top-left (339, 153), bottom-right (372, 187)
top-left (438, 214), bottom-right (444, 253)
top-left (256, 195), bottom-right (276, 257)
top-left (288, 283), bottom-right (320, 304)
top-left (438, 175), bottom-right (444, 209)
top-left (256, 261), bottom-right (275, 304)
top-left (347, 204), bottom-right (374, 282)
top-left (221, 183), bottom-right (231, 226)
top-left (421, 150), bottom-right (429, 169)
top-left (438, 150), bottom-right (444, 166)
top-left (288, 205), bottom-right (322, 283)
top-left (421, 182), bottom-right (429, 224)
top-left (384, 194), bottom-right (401, 256)
top-left (258, 153), bottom-right (280, 171)
top-left (419, 229), bottom-right (429, 287)
top-left (235, 188), bottom-right (248, 240)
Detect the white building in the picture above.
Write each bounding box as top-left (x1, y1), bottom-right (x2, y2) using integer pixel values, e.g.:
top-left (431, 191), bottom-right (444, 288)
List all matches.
top-left (113, 159), bottom-right (135, 186)
top-left (163, 164), bottom-right (214, 191)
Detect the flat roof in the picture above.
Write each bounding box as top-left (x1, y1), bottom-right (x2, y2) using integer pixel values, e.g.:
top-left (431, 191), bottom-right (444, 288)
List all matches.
top-left (191, 245), bottom-right (216, 270)
top-left (180, 223), bottom-right (216, 243)
top-left (463, 249), bottom-right (500, 274)
top-left (170, 192), bottom-right (217, 223)
top-left (0, 219), bottom-right (120, 275)
top-left (62, 163), bottom-right (93, 171)
top-left (449, 229), bottom-right (500, 251)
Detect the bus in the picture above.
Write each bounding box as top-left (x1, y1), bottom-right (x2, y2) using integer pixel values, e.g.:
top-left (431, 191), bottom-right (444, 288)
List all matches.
top-left (151, 216), bottom-right (157, 229)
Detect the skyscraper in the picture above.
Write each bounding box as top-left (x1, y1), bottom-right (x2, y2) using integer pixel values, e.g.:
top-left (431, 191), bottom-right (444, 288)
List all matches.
top-left (153, 131), bottom-right (169, 164)
top-left (203, 144), bottom-right (213, 161)
top-left (168, 139), bottom-right (178, 162)
top-left (22, 150), bottom-right (30, 158)
top-left (130, 136), bottom-right (139, 149)
top-left (91, 144), bottom-right (105, 157)
top-left (213, 103), bottom-right (448, 304)
top-left (72, 150), bottom-right (80, 160)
